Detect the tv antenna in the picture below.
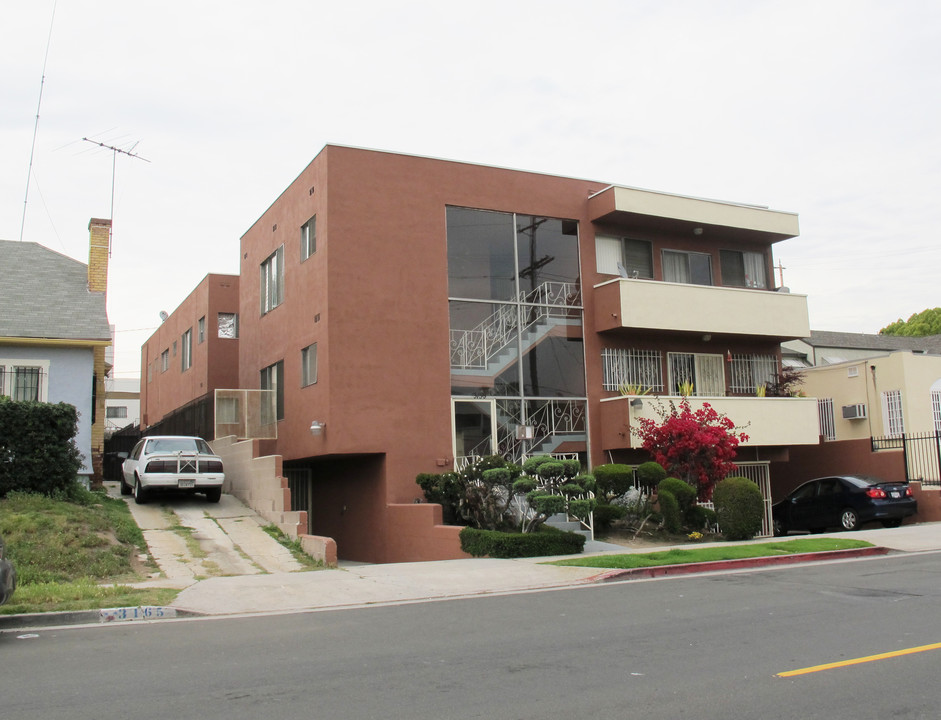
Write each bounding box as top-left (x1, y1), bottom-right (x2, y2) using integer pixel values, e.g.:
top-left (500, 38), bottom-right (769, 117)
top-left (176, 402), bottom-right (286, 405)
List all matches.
top-left (81, 137), bottom-right (150, 251)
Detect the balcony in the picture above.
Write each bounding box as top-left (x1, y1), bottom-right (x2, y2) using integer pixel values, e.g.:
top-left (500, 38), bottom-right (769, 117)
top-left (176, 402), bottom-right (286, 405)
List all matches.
top-left (599, 394), bottom-right (820, 451)
top-left (594, 278), bottom-right (810, 340)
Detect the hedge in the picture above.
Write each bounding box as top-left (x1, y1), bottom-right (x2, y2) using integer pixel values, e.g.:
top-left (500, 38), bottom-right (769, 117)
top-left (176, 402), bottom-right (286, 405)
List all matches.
top-left (0, 399), bottom-right (83, 498)
top-left (460, 526), bottom-right (586, 558)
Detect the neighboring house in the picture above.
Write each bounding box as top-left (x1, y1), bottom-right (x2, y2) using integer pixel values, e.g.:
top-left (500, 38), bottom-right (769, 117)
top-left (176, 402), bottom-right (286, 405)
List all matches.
top-left (783, 330), bottom-right (941, 368)
top-left (141, 145), bottom-right (821, 562)
top-left (104, 376), bottom-right (141, 435)
top-left (0, 219), bottom-right (113, 484)
top-left (139, 274), bottom-right (240, 435)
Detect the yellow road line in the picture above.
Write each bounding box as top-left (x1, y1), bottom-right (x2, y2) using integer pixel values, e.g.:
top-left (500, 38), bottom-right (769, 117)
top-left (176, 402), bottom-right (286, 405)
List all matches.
top-left (778, 642), bottom-right (941, 677)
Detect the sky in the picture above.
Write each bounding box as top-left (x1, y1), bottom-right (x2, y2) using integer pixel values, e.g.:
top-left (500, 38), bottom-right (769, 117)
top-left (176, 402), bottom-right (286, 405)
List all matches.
top-left (2, 0), bottom-right (939, 380)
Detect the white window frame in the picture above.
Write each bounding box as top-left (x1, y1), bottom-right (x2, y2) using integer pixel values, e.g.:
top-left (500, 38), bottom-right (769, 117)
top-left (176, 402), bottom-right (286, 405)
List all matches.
top-left (160, 349), bottom-right (169, 373)
top-left (261, 246), bottom-right (285, 315)
top-left (301, 215), bottom-right (316, 261)
top-left (0, 359), bottom-right (51, 402)
top-left (181, 328), bottom-right (192, 371)
top-left (932, 387), bottom-right (941, 433)
top-left (817, 398), bottom-right (836, 441)
top-left (301, 343), bottom-right (318, 387)
top-left (730, 354), bottom-right (777, 394)
top-left (662, 249), bottom-right (713, 286)
top-left (881, 389), bottom-right (904, 438)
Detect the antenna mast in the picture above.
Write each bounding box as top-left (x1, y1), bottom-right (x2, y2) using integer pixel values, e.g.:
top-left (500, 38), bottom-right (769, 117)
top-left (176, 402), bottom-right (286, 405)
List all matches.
top-left (19, 0), bottom-right (58, 242)
top-left (81, 137), bottom-right (150, 252)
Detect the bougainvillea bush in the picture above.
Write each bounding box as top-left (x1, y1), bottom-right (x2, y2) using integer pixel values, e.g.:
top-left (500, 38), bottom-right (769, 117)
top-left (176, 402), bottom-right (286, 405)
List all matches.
top-left (633, 399), bottom-right (749, 501)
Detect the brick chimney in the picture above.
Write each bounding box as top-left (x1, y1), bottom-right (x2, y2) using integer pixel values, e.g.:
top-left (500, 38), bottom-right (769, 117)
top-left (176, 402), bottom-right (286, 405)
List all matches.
top-left (88, 218), bottom-right (111, 293)
top-left (88, 217), bottom-right (111, 489)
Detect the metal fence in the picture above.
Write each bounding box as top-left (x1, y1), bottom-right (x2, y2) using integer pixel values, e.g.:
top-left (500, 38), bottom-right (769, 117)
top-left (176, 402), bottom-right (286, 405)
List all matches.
top-left (872, 431), bottom-right (941, 486)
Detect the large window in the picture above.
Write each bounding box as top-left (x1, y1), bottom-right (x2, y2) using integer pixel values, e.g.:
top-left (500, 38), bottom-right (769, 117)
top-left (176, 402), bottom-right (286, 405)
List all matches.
top-left (882, 389), bottom-right (904, 438)
top-left (301, 343), bottom-right (318, 387)
top-left (260, 360), bottom-right (284, 422)
top-left (662, 250), bottom-right (712, 285)
top-left (301, 215), bottom-right (316, 261)
top-left (720, 250), bottom-right (768, 288)
top-left (260, 246), bottom-right (284, 315)
top-left (595, 236), bottom-right (653, 278)
top-left (667, 352), bottom-right (725, 396)
top-left (730, 353), bottom-right (777, 394)
top-left (181, 328), bottom-right (192, 371)
top-left (447, 207), bottom-right (586, 464)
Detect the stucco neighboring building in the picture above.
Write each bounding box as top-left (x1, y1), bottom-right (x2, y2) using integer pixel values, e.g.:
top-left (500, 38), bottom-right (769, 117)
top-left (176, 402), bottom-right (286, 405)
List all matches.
top-left (0, 219), bottom-right (113, 484)
top-left (104, 377), bottom-right (140, 434)
top-left (783, 330), bottom-right (941, 368)
top-left (143, 145), bottom-right (822, 562)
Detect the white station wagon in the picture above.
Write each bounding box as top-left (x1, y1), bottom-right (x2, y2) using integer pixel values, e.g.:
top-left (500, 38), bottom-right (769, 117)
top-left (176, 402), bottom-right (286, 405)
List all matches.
top-left (121, 436), bottom-right (225, 504)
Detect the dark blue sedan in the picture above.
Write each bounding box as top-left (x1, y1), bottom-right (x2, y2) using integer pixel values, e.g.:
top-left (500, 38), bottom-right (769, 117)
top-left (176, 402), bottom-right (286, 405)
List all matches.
top-left (773, 474), bottom-right (917, 535)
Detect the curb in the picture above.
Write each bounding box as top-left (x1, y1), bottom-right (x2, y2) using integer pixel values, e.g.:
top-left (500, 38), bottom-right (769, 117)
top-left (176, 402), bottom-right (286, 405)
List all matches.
top-left (590, 546), bottom-right (891, 582)
top-left (0, 606), bottom-right (204, 632)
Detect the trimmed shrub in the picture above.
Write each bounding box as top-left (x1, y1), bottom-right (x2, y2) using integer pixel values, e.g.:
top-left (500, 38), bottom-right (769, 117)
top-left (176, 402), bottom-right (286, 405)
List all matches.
top-left (593, 464), bottom-right (634, 502)
top-left (658, 488), bottom-right (681, 534)
top-left (685, 504), bottom-right (718, 531)
top-left (594, 503), bottom-right (627, 532)
top-left (0, 399), bottom-right (83, 498)
top-left (659, 477), bottom-right (696, 516)
top-left (459, 526), bottom-right (586, 558)
top-left (713, 476), bottom-right (764, 540)
top-left (636, 461), bottom-right (666, 488)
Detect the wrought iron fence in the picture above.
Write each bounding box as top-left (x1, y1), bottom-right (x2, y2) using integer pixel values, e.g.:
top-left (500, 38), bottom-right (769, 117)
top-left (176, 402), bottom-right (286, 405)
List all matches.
top-left (872, 432), bottom-right (941, 486)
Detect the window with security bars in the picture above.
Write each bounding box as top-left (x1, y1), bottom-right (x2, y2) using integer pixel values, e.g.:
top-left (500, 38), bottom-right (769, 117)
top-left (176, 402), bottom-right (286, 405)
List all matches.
top-left (932, 389), bottom-right (941, 432)
top-left (817, 398), bottom-right (836, 441)
top-left (667, 353), bottom-right (725, 396)
top-left (882, 389), bottom-right (904, 438)
top-left (601, 348), bottom-right (663, 392)
top-left (730, 354), bottom-right (777, 394)
top-left (0, 366), bottom-right (46, 402)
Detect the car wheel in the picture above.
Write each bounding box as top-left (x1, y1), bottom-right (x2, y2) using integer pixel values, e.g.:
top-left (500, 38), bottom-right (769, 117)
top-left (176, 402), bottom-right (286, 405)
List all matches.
top-left (882, 518), bottom-right (903, 528)
top-left (205, 488), bottom-right (222, 503)
top-left (840, 508), bottom-right (860, 531)
top-left (120, 476), bottom-right (132, 496)
top-left (134, 476), bottom-right (148, 505)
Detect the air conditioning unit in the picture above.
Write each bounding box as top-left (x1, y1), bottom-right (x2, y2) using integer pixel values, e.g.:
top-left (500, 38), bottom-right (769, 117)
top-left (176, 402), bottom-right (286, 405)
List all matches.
top-left (842, 403), bottom-right (868, 420)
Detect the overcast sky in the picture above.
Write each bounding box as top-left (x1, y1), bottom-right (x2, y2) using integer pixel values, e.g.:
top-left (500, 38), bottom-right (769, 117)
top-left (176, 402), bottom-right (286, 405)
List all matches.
top-left (3, 0), bottom-right (939, 379)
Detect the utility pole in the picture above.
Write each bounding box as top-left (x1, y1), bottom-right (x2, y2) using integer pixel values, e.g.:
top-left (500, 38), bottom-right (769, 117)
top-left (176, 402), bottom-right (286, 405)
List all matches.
top-left (775, 260), bottom-right (786, 288)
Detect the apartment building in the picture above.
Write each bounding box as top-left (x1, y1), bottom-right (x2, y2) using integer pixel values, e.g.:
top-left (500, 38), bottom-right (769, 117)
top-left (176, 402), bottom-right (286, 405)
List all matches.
top-left (142, 146), bottom-right (820, 562)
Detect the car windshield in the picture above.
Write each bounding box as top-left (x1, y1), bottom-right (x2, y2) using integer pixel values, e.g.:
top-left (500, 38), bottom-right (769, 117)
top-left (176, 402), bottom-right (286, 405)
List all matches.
top-left (146, 438), bottom-right (205, 454)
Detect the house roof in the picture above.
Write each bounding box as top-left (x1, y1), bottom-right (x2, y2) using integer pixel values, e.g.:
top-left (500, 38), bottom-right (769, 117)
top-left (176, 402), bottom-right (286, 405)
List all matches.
top-left (803, 330), bottom-right (941, 355)
top-left (0, 240), bottom-right (111, 342)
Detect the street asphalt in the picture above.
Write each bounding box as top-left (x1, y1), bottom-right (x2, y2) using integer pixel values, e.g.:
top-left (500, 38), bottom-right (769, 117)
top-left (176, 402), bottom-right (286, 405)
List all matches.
top-left (2, 487), bottom-right (941, 631)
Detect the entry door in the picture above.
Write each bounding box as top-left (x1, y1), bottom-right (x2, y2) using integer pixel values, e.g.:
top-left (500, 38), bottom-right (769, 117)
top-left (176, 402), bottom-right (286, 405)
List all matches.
top-left (452, 399), bottom-right (497, 466)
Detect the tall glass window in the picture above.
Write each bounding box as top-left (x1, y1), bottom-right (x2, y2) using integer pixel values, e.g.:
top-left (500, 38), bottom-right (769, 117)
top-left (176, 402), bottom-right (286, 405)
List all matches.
top-left (447, 207), bottom-right (586, 464)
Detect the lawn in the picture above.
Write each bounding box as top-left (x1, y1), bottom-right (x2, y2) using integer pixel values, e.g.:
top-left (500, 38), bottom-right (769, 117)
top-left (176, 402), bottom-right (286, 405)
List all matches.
top-left (547, 537), bottom-right (875, 569)
top-left (0, 488), bottom-right (179, 615)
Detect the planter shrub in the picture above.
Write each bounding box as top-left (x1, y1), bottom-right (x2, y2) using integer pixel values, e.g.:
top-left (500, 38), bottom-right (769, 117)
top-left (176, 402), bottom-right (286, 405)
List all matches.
top-left (593, 463), bottom-right (634, 503)
top-left (594, 503), bottom-right (627, 532)
top-left (713, 476), bottom-right (764, 540)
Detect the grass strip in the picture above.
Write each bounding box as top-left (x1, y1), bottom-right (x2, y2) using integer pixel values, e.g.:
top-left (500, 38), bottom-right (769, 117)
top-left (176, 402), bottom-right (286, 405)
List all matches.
top-left (546, 538), bottom-right (874, 569)
top-left (261, 524), bottom-right (326, 570)
top-left (0, 580), bottom-right (179, 615)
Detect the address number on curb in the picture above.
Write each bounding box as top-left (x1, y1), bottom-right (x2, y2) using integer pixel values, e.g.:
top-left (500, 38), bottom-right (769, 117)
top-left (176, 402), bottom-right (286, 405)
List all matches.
top-left (99, 606), bottom-right (178, 623)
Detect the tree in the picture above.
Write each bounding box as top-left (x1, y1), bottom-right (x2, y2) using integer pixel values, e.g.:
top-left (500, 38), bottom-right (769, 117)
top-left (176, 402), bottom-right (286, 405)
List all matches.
top-left (879, 307), bottom-right (941, 337)
top-left (513, 456), bottom-right (595, 533)
top-left (632, 399), bottom-right (748, 501)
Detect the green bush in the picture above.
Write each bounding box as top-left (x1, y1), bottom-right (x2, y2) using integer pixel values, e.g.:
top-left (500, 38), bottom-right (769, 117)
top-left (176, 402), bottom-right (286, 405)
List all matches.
top-left (594, 503), bottom-right (627, 532)
top-left (636, 461), bottom-right (667, 488)
top-left (658, 489), bottom-right (681, 533)
top-left (0, 399), bottom-right (83, 498)
top-left (659, 477), bottom-right (696, 515)
top-left (459, 526), bottom-right (586, 558)
top-left (713, 476), bottom-right (764, 540)
top-left (593, 464), bottom-right (634, 502)
top-left (685, 504), bottom-right (717, 531)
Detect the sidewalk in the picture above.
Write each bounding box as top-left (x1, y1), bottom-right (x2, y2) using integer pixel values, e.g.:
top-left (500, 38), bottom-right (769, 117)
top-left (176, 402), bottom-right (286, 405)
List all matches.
top-left (5, 490), bottom-right (941, 629)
